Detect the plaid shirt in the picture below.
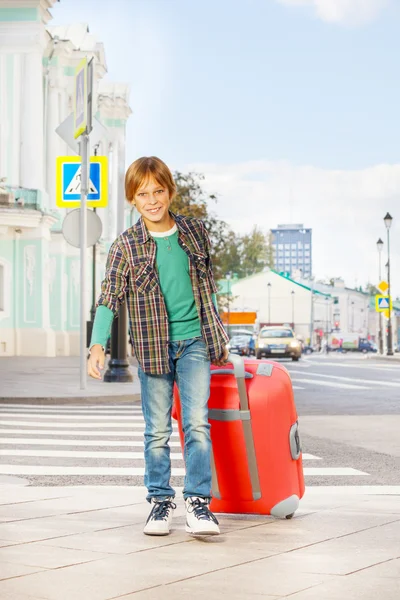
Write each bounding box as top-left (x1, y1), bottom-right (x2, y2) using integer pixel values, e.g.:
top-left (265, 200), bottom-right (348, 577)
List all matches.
top-left (97, 213), bottom-right (229, 374)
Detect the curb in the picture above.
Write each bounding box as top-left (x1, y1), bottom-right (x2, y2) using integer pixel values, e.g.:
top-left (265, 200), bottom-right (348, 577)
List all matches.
top-left (0, 394), bottom-right (141, 405)
top-left (366, 354), bottom-right (400, 362)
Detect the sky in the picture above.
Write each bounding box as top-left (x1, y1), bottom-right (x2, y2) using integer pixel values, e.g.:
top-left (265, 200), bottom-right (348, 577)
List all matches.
top-left (51, 0), bottom-right (400, 294)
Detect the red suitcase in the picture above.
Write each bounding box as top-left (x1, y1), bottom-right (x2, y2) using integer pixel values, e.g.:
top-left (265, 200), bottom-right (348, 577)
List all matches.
top-left (172, 354), bottom-right (305, 518)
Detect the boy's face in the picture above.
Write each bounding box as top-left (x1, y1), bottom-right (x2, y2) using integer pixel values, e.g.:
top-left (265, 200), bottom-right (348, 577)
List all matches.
top-left (134, 176), bottom-right (174, 231)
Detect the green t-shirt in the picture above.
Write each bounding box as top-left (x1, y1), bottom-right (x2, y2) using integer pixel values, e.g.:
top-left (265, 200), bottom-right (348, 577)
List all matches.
top-left (151, 225), bottom-right (201, 341)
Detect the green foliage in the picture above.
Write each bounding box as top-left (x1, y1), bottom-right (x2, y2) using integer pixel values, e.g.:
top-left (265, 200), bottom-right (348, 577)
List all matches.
top-left (171, 170), bottom-right (274, 282)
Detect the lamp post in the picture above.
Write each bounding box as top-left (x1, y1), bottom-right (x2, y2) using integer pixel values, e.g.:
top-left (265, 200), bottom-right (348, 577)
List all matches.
top-left (291, 290), bottom-right (295, 330)
top-left (384, 213), bottom-right (393, 355)
top-left (226, 271), bottom-right (232, 338)
top-left (377, 237), bottom-right (384, 353)
top-left (351, 301), bottom-right (355, 332)
top-left (267, 282), bottom-right (271, 325)
top-left (325, 296), bottom-right (330, 351)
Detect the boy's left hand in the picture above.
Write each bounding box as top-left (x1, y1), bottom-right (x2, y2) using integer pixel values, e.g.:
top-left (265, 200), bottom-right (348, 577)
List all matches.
top-left (212, 346), bottom-right (229, 366)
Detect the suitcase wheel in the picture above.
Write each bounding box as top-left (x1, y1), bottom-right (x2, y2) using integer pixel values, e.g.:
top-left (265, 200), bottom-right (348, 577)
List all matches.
top-left (285, 513), bottom-right (294, 520)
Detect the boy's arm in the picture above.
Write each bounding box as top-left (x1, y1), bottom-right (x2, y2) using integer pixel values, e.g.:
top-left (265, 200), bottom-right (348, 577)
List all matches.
top-left (97, 240), bottom-right (129, 313)
top-left (89, 305), bottom-right (114, 351)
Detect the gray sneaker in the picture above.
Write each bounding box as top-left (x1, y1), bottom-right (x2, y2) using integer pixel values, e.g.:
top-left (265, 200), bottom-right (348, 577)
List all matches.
top-left (143, 497), bottom-right (176, 536)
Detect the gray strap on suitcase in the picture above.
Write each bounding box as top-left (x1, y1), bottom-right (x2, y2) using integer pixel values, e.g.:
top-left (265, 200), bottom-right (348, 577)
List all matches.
top-left (210, 354), bottom-right (261, 501)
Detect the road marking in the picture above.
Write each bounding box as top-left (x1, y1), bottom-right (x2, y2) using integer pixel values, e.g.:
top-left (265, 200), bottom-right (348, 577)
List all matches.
top-left (290, 378), bottom-right (368, 390)
top-left (293, 386), bottom-right (305, 390)
top-left (0, 404), bottom-right (141, 410)
top-left (0, 449), bottom-right (323, 461)
top-left (0, 466), bottom-right (366, 476)
top-left (0, 408), bottom-right (143, 415)
top-left (0, 414), bottom-right (146, 421)
top-left (304, 360), bottom-right (400, 372)
top-left (0, 438), bottom-right (182, 447)
top-left (290, 370), bottom-right (400, 388)
top-left (0, 429), bottom-right (179, 437)
top-left (0, 449), bottom-right (184, 460)
top-left (0, 421), bottom-right (163, 428)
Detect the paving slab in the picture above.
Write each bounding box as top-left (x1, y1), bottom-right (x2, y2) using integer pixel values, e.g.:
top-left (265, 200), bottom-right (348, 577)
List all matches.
top-left (0, 485), bottom-right (398, 600)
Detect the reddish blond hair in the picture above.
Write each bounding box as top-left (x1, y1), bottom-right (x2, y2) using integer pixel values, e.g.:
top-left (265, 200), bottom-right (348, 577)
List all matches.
top-left (125, 156), bottom-right (176, 204)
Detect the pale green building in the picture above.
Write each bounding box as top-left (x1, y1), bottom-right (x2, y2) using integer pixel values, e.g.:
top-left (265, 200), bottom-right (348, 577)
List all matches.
top-left (0, 0), bottom-right (132, 356)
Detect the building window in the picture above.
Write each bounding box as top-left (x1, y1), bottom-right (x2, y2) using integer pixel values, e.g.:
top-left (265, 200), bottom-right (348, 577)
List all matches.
top-left (285, 251), bottom-right (290, 257)
top-left (291, 251), bottom-right (297, 257)
top-left (305, 244), bottom-right (310, 250)
top-left (305, 251), bottom-right (310, 257)
top-left (284, 244), bottom-right (290, 249)
top-left (305, 258), bottom-right (310, 264)
top-left (291, 243), bottom-right (297, 249)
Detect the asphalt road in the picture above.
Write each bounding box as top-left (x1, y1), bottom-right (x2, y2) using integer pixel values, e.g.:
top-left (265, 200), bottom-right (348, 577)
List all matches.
top-left (0, 353), bottom-right (399, 488)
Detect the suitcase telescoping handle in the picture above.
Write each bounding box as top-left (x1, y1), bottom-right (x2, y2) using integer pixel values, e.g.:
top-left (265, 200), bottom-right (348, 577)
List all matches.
top-left (210, 354), bottom-right (261, 501)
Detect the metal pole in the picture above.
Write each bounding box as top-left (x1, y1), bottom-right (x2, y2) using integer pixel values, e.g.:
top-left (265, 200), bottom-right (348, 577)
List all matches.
top-left (79, 134), bottom-right (89, 389)
top-left (378, 248), bottom-right (383, 353)
top-left (387, 228), bottom-right (393, 355)
top-left (227, 279), bottom-right (230, 338)
top-left (268, 283), bottom-right (271, 325)
top-left (291, 291), bottom-right (295, 329)
top-left (309, 279), bottom-right (314, 347)
top-left (104, 135), bottom-right (133, 382)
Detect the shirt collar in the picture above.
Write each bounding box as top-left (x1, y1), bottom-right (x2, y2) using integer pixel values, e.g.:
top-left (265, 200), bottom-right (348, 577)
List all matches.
top-left (133, 211), bottom-right (188, 244)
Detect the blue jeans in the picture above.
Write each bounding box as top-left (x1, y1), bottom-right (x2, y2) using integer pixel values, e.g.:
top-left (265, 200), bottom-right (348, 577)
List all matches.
top-left (138, 337), bottom-right (211, 502)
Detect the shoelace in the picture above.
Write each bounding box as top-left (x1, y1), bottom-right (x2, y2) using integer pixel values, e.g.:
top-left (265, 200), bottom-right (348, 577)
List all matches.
top-left (150, 499), bottom-right (176, 521)
top-left (187, 498), bottom-right (219, 524)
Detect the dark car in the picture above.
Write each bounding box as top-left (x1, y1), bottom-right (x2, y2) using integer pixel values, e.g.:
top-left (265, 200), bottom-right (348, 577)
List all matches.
top-left (228, 334), bottom-right (251, 356)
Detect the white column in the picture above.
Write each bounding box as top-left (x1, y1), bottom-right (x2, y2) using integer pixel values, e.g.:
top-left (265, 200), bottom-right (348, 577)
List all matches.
top-left (46, 85), bottom-right (60, 207)
top-left (20, 51), bottom-right (44, 190)
top-left (110, 140), bottom-right (119, 241)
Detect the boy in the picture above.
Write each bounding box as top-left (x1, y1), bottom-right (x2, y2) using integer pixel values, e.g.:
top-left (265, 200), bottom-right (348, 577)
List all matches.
top-left (88, 156), bottom-right (229, 536)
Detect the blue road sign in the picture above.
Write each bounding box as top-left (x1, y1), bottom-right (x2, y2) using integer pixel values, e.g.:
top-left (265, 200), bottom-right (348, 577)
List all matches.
top-left (56, 156), bottom-right (108, 208)
top-left (63, 162), bottom-right (100, 201)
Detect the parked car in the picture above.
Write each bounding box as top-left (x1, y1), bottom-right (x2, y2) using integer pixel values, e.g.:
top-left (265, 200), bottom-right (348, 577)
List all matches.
top-left (255, 326), bottom-right (302, 361)
top-left (227, 334), bottom-right (252, 356)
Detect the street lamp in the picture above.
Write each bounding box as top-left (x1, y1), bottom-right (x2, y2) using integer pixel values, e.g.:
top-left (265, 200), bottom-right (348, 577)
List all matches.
top-left (384, 213), bottom-right (393, 355)
top-left (226, 271), bottom-right (232, 338)
top-left (351, 301), bottom-right (355, 332)
top-left (325, 297), bottom-right (330, 350)
top-left (377, 237), bottom-right (384, 353)
top-left (267, 282), bottom-right (271, 325)
top-left (291, 290), bottom-right (295, 330)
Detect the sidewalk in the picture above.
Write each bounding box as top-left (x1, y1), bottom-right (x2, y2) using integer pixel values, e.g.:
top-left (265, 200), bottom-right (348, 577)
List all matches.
top-left (0, 484), bottom-right (399, 599)
top-left (0, 357), bottom-right (140, 404)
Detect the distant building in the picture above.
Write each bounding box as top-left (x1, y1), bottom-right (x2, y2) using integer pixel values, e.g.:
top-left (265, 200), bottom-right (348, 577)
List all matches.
top-left (271, 224), bottom-right (312, 279)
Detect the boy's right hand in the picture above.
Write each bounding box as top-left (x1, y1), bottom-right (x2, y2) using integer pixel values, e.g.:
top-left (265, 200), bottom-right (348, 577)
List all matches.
top-left (87, 345), bottom-right (105, 380)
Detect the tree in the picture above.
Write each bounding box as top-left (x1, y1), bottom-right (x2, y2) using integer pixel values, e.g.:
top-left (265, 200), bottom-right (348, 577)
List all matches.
top-left (170, 171), bottom-right (273, 281)
top-left (240, 226), bottom-right (268, 278)
top-left (171, 171), bottom-right (235, 281)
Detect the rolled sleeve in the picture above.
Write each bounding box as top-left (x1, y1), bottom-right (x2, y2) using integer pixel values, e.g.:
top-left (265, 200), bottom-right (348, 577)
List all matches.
top-left (97, 240), bottom-right (129, 314)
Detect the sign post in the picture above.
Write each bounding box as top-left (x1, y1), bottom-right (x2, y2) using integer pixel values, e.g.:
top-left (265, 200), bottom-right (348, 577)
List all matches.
top-left (73, 57), bottom-right (93, 390)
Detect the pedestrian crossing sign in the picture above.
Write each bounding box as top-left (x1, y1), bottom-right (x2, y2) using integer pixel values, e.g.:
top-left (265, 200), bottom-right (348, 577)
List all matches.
top-left (376, 295), bottom-right (392, 312)
top-left (56, 156), bottom-right (108, 208)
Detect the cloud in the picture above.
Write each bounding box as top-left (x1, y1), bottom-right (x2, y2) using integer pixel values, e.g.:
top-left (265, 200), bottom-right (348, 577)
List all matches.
top-left (276, 0), bottom-right (389, 26)
top-left (183, 159), bottom-right (400, 295)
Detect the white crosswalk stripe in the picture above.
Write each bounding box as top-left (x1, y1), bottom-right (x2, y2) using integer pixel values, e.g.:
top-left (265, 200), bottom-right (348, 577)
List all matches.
top-left (0, 405), bottom-right (369, 482)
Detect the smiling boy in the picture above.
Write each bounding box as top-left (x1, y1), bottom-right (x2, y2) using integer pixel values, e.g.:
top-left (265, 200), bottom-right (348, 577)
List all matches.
top-left (87, 156), bottom-right (229, 536)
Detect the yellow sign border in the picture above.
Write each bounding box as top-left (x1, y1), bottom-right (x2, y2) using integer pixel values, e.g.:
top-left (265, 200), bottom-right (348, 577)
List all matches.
top-left (375, 294), bottom-right (392, 313)
top-left (73, 58), bottom-right (88, 139)
top-left (56, 155), bottom-right (108, 208)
